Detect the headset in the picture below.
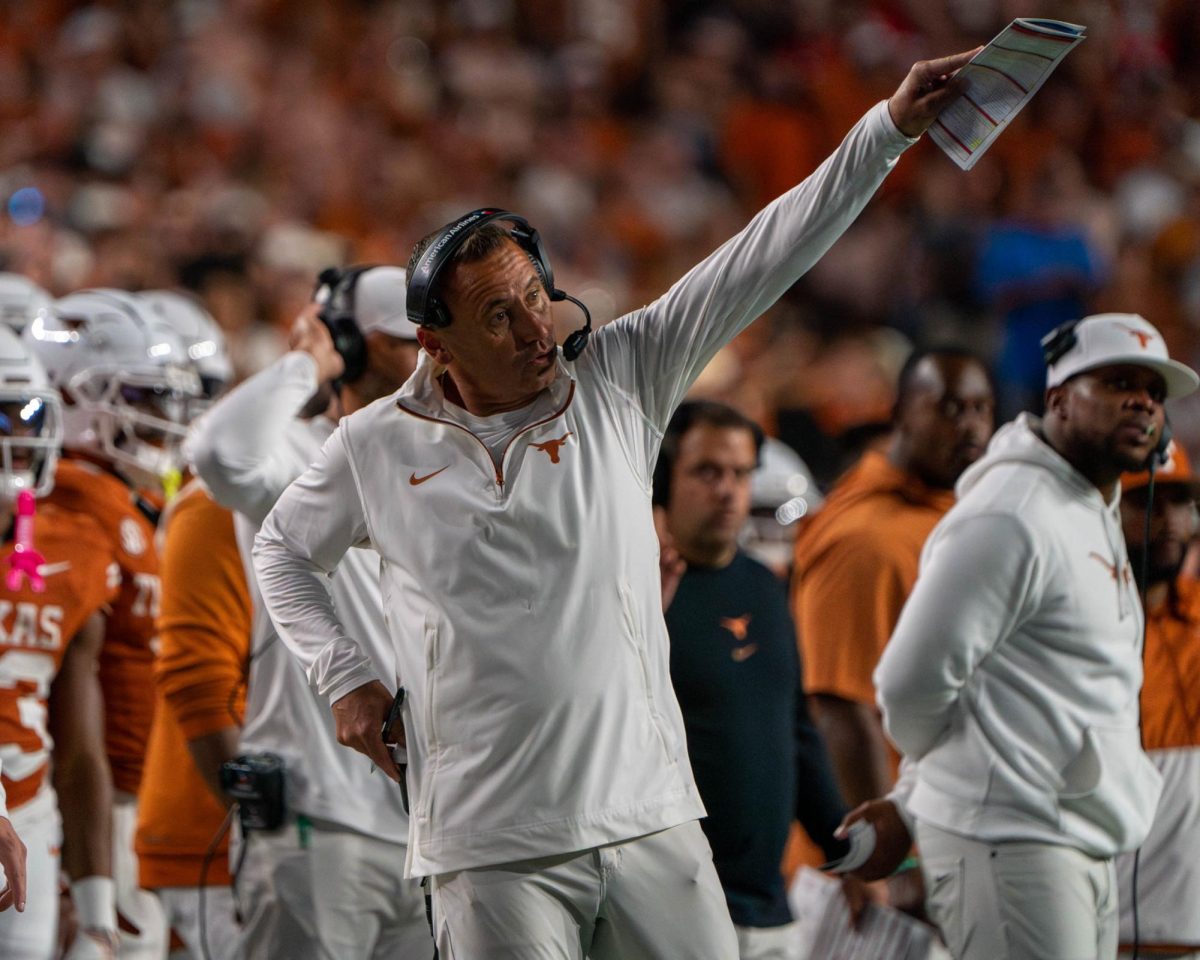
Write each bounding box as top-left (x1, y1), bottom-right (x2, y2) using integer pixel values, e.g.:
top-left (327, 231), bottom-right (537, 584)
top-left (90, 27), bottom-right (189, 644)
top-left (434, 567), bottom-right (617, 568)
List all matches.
top-left (1040, 318), bottom-right (1079, 369)
top-left (405, 208), bottom-right (593, 361)
top-left (314, 265), bottom-right (375, 384)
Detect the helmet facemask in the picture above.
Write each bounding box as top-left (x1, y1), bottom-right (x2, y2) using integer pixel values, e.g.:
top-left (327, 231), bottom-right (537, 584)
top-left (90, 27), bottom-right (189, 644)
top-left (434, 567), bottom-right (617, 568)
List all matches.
top-left (67, 363), bottom-right (202, 490)
top-left (0, 390), bottom-right (63, 501)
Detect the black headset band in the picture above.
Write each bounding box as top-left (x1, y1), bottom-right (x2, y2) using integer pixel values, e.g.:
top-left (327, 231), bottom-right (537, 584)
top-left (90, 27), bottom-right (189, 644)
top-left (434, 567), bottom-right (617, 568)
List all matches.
top-left (1041, 319), bottom-right (1080, 368)
top-left (405, 208), bottom-right (554, 328)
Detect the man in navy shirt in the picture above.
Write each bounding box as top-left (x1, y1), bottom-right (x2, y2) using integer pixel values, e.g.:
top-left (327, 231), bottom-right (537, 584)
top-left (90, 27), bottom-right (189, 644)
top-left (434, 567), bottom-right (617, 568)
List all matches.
top-left (655, 401), bottom-right (848, 959)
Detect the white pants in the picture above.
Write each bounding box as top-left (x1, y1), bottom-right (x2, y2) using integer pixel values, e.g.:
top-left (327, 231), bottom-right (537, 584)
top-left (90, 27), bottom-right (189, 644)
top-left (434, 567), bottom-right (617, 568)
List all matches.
top-left (916, 820), bottom-right (1118, 960)
top-left (112, 796), bottom-right (168, 960)
top-left (0, 789), bottom-right (60, 960)
top-left (236, 816), bottom-right (430, 960)
top-left (430, 820), bottom-right (738, 959)
top-left (157, 885), bottom-right (242, 960)
top-left (735, 921), bottom-right (803, 960)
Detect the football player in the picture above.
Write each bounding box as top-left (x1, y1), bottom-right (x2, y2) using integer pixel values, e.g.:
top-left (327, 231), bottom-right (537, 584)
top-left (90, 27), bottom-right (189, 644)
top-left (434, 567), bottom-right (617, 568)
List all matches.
top-left (0, 324), bottom-right (120, 958)
top-left (24, 290), bottom-right (203, 958)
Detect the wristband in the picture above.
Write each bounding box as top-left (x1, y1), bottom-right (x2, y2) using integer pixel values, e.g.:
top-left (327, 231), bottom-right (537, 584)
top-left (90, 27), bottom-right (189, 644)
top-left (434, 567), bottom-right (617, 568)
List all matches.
top-left (70, 876), bottom-right (116, 931)
top-left (891, 855), bottom-right (921, 876)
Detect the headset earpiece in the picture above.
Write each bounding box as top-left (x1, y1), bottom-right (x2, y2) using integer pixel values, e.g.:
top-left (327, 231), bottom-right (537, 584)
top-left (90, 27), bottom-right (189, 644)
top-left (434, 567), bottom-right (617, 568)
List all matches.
top-left (1041, 320), bottom-right (1080, 368)
top-left (315, 265), bottom-right (374, 384)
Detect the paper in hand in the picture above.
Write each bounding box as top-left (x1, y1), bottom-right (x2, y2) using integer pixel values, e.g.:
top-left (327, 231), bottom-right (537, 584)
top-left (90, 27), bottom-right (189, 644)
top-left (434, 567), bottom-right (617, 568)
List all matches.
top-left (821, 819), bottom-right (877, 874)
top-left (929, 18), bottom-right (1086, 170)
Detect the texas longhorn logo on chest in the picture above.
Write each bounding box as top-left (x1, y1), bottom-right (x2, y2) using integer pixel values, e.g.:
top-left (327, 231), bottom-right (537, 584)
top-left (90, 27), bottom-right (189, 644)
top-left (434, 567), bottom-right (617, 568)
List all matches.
top-left (531, 431), bottom-right (574, 464)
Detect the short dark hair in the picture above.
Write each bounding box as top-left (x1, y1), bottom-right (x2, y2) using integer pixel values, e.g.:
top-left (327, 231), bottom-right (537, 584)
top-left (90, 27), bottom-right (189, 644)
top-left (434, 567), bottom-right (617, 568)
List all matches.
top-left (652, 400), bottom-right (764, 506)
top-left (406, 223), bottom-right (515, 327)
top-left (893, 345), bottom-right (991, 420)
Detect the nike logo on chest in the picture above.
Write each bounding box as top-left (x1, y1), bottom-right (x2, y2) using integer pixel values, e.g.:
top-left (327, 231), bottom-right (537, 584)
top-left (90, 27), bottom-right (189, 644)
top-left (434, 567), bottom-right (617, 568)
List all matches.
top-left (409, 466), bottom-right (450, 486)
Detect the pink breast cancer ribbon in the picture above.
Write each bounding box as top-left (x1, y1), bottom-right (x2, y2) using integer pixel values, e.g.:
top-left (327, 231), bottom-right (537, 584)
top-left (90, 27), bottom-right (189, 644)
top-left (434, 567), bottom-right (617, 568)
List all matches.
top-left (7, 490), bottom-right (45, 593)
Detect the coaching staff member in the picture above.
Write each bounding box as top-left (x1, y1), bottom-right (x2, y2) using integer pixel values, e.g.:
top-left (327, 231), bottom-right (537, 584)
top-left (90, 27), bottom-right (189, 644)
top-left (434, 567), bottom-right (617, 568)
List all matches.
top-left (873, 313), bottom-right (1199, 960)
top-left (253, 49), bottom-right (978, 958)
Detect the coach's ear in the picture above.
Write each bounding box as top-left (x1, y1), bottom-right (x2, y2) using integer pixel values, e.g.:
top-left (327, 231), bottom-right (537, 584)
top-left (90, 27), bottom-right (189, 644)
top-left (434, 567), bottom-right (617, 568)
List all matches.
top-left (1043, 384), bottom-right (1067, 419)
top-left (417, 327), bottom-right (452, 366)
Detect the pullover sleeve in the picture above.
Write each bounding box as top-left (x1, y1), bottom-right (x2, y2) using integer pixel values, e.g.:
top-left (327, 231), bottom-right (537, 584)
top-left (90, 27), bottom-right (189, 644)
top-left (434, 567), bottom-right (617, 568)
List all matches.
top-left (587, 101), bottom-right (916, 434)
top-left (252, 427), bottom-right (379, 704)
top-left (187, 351), bottom-right (322, 525)
top-left (155, 490), bottom-right (252, 739)
top-left (875, 512), bottom-right (1042, 759)
top-left (886, 757), bottom-right (919, 838)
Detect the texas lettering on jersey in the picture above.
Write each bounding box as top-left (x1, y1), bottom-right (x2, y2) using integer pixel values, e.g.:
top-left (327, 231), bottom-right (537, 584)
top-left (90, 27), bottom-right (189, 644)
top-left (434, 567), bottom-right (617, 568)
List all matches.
top-left (0, 504), bottom-right (116, 811)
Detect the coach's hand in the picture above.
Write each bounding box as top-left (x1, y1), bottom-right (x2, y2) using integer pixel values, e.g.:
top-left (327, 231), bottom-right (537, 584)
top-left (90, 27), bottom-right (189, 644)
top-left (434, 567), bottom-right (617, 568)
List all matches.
top-left (332, 680), bottom-right (403, 783)
top-left (836, 798), bottom-right (913, 882)
top-left (888, 47), bottom-right (982, 137)
top-left (289, 304), bottom-right (345, 384)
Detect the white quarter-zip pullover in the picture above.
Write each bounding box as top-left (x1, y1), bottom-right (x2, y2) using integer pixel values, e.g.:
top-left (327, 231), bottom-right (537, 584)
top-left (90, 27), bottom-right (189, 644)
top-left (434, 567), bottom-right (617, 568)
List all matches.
top-left (254, 101), bottom-right (916, 876)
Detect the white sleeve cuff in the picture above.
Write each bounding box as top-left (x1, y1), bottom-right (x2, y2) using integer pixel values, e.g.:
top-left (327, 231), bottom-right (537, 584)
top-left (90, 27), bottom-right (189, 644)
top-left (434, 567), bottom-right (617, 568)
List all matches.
top-left (319, 658), bottom-right (384, 706)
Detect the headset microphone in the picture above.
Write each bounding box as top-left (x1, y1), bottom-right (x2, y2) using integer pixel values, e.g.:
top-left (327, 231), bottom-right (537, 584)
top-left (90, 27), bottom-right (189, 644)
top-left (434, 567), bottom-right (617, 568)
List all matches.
top-left (558, 292), bottom-right (592, 362)
top-left (1146, 423), bottom-right (1156, 437)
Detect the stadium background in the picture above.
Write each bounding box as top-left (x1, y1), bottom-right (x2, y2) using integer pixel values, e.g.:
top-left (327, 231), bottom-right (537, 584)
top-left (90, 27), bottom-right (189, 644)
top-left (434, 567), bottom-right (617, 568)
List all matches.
top-left (2, 0), bottom-right (1199, 482)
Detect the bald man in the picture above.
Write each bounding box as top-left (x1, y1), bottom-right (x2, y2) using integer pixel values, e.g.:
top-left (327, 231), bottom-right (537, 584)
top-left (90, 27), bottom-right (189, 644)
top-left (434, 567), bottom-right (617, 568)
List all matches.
top-left (793, 348), bottom-right (995, 807)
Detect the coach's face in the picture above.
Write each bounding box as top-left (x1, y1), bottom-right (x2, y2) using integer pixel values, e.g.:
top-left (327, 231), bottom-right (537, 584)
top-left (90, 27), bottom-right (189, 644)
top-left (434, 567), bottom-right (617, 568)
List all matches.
top-left (1048, 363), bottom-right (1166, 476)
top-left (417, 239), bottom-right (558, 416)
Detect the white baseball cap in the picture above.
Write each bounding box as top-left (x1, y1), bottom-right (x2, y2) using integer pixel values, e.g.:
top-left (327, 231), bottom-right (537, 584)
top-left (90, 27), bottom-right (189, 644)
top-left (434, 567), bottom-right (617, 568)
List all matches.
top-left (1044, 313), bottom-right (1198, 400)
top-left (354, 266), bottom-right (418, 342)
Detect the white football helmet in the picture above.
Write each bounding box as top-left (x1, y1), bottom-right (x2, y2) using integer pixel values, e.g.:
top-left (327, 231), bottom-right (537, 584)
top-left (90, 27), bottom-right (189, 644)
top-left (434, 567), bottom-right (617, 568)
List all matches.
top-left (739, 437), bottom-right (823, 576)
top-left (23, 289), bottom-right (202, 489)
top-left (0, 325), bottom-right (63, 500)
top-left (0, 273), bottom-right (53, 335)
top-left (137, 289), bottom-right (232, 400)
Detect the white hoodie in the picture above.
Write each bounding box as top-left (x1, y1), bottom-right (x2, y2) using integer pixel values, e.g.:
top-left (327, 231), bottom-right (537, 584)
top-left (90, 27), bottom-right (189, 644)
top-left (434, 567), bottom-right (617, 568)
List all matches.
top-left (253, 101), bottom-right (915, 876)
top-left (876, 414), bottom-right (1163, 857)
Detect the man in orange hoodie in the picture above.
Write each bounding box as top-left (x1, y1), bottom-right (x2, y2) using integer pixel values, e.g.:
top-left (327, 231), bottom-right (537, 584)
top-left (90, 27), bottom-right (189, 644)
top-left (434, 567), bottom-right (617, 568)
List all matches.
top-left (792, 347), bottom-right (994, 808)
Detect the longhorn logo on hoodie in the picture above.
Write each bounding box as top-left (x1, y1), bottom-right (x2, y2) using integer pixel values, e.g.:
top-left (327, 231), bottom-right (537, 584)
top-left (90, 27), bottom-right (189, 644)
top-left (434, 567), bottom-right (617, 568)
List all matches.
top-left (1089, 551), bottom-right (1132, 586)
top-left (531, 432), bottom-right (573, 464)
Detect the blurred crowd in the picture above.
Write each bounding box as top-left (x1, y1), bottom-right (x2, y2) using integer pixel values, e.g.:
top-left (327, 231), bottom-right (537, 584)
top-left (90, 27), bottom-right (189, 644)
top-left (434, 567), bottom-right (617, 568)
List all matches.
top-left (3, 0), bottom-right (1200, 484)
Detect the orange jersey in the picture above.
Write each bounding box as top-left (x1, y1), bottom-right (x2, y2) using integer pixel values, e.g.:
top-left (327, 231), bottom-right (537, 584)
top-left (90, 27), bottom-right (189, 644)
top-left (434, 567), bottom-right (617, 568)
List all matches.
top-left (47, 457), bottom-right (162, 795)
top-left (136, 485), bottom-right (251, 888)
top-left (792, 450), bottom-right (956, 706)
top-left (0, 504), bottom-right (117, 811)
top-left (1141, 576), bottom-right (1200, 750)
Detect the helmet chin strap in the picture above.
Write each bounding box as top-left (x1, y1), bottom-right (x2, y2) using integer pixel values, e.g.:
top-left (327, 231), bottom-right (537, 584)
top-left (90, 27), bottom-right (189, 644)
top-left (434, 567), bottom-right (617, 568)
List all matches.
top-left (104, 421), bottom-right (185, 494)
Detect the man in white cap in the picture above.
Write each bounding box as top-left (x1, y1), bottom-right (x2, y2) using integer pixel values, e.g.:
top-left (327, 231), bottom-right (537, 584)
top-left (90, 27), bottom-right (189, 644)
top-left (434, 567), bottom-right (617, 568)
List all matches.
top-left (864, 313), bottom-right (1199, 960)
top-left (186, 266), bottom-right (431, 958)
